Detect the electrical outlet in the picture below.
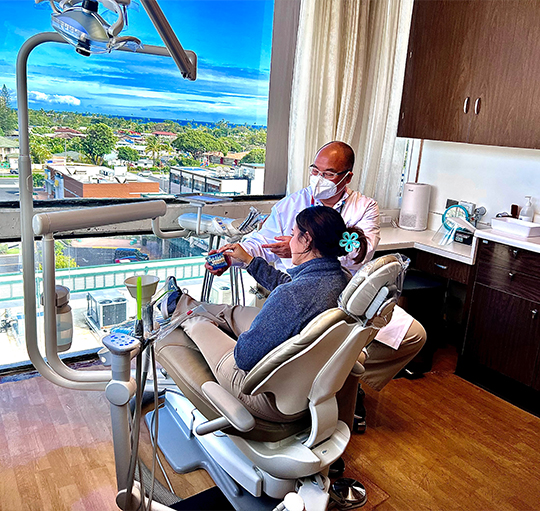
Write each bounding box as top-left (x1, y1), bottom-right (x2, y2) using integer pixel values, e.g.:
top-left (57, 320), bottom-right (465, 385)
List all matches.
top-left (380, 215), bottom-right (393, 226)
top-left (459, 201), bottom-right (476, 217)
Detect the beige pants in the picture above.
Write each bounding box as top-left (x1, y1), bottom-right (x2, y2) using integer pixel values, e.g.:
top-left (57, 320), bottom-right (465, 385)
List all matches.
top-left (361, 319), bottom-right (427, 391)
top-left (172, 294), bottom-right (303, 422)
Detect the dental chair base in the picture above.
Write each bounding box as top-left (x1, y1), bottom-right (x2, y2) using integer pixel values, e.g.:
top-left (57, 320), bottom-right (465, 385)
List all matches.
top-left (147, 391), bottom-right (334, 511)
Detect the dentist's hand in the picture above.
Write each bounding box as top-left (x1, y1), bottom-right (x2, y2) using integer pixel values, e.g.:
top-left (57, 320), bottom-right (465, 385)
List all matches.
top-left (219, 243), bottom-right (254, 266)
top-left (261, 236), bottom-right (292, 258)
top-left (204, 249), bottom-right (231, 276)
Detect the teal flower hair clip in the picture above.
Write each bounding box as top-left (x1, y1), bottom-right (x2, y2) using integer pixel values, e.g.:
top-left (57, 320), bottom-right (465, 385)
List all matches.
top-left (339, 231), bottom-right (360, 253)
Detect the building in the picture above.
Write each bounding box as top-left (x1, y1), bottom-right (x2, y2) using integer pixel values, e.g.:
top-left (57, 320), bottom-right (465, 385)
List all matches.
top-left (151, 131), bottom-right (177, 141)
top-left (116, 138), bottom-right (147, 157)
top-left (0, 136), bottom-right (18, 162)
top-left (54, 127), bottom-right (84, 137)
top-left (204, 151), bottom-right (249, 166)
top-left (44, 163), bottom-right (160, 199)
top-left (169, 165), bottom-right (261, 195)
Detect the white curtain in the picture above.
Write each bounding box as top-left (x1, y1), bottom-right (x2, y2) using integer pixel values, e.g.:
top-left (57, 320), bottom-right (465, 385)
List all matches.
top-left (288, 0), bottom-right (413, 208)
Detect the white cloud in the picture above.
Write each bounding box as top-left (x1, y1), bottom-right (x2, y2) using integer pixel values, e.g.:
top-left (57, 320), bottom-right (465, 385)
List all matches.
top-left (28, 91), bottom-right (81, 106)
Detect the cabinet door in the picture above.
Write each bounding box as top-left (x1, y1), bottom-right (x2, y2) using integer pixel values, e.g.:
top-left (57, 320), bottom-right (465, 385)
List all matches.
top-left (468, 0), bottom-right (540, 149)
top-left (464, 283), bottom-right (540, 386)
top-left (531, 308), bottom-right (540, 391)
top-left (398, 0), bottom-right (474, 142)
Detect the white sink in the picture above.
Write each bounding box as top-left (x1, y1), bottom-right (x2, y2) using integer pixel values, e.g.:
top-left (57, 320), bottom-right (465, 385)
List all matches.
top-left (491, 217), bottom-right (540, 238)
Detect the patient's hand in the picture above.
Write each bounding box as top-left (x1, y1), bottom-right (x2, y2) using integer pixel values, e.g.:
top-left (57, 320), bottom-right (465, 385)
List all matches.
top-left (205, 249), bottom-right (231, 276)
top-left (261, 236), bottom-right (292, 258)
top-left (219, 243), bottom-right (254, 266)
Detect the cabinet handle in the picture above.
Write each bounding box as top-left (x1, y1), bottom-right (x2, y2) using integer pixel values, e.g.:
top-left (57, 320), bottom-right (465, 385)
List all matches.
top-left (512, 249), bottom-right (519, 258)
top-left (474, 97), bottom-right (482, 115)
top-left (508, 272), bottom-right (515, 280)
top-left (434, 263), bottom-right (448, 270)
top-left (463, 97), bottom-right (470, 114)
top-left (532, 309), bottom-right (538, 320)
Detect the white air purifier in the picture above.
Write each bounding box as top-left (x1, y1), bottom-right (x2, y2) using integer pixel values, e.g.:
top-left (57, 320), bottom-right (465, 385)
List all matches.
top-left (399, 183), bottom-right (431, 231)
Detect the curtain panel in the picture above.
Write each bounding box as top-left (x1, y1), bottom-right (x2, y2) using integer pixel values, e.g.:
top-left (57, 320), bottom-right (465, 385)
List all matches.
top-left (288, 0), bottom-right (413, 208)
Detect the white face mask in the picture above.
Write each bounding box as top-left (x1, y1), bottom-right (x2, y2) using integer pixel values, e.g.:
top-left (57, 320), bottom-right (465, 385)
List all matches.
top-left (309, 173), bottom-right (348, 200)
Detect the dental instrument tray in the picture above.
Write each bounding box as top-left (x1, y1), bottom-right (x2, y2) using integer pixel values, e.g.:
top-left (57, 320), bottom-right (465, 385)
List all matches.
top-left (206, 253), bottom-right (228, 270)
top-left (174, 193), bottom-right (233, 205)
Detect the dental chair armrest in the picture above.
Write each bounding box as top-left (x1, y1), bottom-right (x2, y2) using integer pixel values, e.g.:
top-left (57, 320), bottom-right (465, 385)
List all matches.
top-left (351, 361), bottom-right (365, 377)
top-left (199, 381), bottom-right (256, 434)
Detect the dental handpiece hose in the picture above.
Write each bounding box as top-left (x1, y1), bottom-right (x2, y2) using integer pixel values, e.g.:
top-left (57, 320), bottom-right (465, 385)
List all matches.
top-left (140, 302), bottom-right (154, 391)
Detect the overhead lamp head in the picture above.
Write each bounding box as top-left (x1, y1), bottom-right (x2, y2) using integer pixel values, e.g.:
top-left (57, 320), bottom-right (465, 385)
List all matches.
top-left (50, 0), bottom-right (141, 56)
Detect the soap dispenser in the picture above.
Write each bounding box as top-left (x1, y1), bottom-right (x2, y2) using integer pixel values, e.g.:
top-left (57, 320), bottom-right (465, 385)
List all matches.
top-left (519, 196), bottom-right (535, 222)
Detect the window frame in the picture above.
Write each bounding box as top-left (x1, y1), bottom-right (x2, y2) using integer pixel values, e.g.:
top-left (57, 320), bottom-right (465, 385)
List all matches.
top-left (0, 0), bottom-right (300, 241)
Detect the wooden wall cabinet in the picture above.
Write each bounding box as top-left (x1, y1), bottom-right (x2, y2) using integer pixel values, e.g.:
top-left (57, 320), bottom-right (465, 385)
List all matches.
top-left (398, 0), bottom-right (540, 149)
top-left (462, 240), bottom-right (540, 390)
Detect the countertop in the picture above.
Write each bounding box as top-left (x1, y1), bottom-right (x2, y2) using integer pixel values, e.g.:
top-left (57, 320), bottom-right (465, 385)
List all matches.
top-left (474, 228), bottom-right (540, 254)
top-left (378, 225), bottom-right (540, 266)
top-left (377, 227), bottom-right (478, 265)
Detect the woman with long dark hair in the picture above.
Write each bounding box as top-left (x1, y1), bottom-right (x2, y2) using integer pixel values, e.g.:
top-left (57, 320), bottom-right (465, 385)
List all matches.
top-left (166, 206), bottom-right (367, 421)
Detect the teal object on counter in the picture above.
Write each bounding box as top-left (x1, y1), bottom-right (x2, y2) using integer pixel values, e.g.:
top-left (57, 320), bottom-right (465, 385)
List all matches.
top-left (442, 204), bottom-right (470, 231)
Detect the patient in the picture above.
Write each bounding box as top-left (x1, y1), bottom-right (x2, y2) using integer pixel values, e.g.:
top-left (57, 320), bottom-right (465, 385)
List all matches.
top-left (170, 206), bottom-right (367, 421)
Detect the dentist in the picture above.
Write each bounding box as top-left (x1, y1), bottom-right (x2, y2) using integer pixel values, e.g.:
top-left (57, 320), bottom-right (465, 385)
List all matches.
top-left (207, 141), bottom-right (426, 397)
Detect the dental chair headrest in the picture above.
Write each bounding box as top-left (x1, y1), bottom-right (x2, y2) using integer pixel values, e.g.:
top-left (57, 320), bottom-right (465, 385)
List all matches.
top-left (338, 254), bottom-right (408, 325)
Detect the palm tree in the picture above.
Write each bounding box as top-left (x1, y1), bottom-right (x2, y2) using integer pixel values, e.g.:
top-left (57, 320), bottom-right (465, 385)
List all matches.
top-left (144, 135), bottom-right (166, 166)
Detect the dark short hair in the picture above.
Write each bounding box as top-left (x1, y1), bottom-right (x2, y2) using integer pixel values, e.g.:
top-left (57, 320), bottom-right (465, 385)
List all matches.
top-left (296, 206), bottom-right (367, 263)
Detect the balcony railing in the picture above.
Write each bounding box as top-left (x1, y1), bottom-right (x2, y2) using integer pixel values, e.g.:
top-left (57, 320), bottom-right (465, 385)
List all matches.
top-left (0, 256), bottom-right (207, 303)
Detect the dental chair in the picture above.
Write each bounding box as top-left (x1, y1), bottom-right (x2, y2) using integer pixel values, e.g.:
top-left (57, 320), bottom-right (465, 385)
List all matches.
top-left (27, 200), bottom-right (406, 510)
top-left (150, 254), bottom-right (407, 510)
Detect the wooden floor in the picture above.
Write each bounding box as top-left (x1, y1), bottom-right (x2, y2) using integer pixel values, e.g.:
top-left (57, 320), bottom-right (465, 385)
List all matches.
top-left (1, 348), bottom-right (540, 511)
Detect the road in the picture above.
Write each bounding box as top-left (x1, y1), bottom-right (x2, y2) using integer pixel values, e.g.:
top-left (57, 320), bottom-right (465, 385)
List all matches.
top-left (0, 177), bottom-right (19, 201)
top-left (0, 254), bottom-right (20, 274)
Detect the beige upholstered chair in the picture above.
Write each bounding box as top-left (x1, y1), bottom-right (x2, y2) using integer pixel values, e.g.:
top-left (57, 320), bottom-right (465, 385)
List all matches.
top-left (153, 255), bottom-right (406, 509)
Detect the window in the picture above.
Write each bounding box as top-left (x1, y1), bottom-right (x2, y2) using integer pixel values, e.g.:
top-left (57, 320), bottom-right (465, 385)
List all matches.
top-left (1, 0), bottom-right (279, 203)
top-left (0, 0), bottom-right (300, 368)
top-left (0, 236), bottom-right (258, 368)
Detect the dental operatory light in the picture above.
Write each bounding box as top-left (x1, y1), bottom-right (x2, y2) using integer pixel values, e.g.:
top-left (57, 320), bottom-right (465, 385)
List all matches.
top-left (37, 0), bottom-right (197, 79)
top-left (44, 0), bottom-right (142, 56)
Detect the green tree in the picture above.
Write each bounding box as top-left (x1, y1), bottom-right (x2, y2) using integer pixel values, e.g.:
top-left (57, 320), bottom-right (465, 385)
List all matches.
top-left (30, 142), bottom-right (52, 164)
top-left (54, 242), bottom-right (77, 269)
top-left (0, 85), bottom-right (16, 134)
top-left (212, 120), bottom-right (231, 138)
top-left (145, 135), bottom-right (166, 166)
top-left (241, 147), bottom-right (266, 164)
top-left (38, 242), bottom-right (77, 270)
top-left (31, 126), bottom-right (52, 135)
top-left (179, 157), bottom-right (200, 167)
top-left (80, 123), bottom-right (116, 164)
top-left (117, 146), bottom-right (140, 163)
top-left (32, 172), bottom-right (45, 188)
top-left (218, 136), bottom-right (242, 154)
top-left (29, 108), bottom-right (54, 127)
top-left (172, 130), bottom-right (227, 159)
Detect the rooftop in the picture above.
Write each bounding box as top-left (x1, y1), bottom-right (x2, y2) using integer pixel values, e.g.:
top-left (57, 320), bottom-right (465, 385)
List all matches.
top-left (0, 136), bottom-right (18, 149)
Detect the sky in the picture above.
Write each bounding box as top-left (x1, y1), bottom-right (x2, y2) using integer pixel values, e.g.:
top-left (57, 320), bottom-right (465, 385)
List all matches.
top-left (0, 0), bottom-right (274, 125)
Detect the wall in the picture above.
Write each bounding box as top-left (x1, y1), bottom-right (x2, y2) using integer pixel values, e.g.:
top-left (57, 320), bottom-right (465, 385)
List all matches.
top-left (407, 139), bottom-right (540, 229)
top-left (81, 181), bottom-right (160, 198)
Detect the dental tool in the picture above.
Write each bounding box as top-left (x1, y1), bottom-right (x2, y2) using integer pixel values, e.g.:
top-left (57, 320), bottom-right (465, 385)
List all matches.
top-left (177, 206), bottom-right (266, 243)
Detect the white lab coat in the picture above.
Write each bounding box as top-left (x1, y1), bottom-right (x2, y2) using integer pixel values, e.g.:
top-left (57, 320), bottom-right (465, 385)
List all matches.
top-left (240, 187), bottom-right (413, 349)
